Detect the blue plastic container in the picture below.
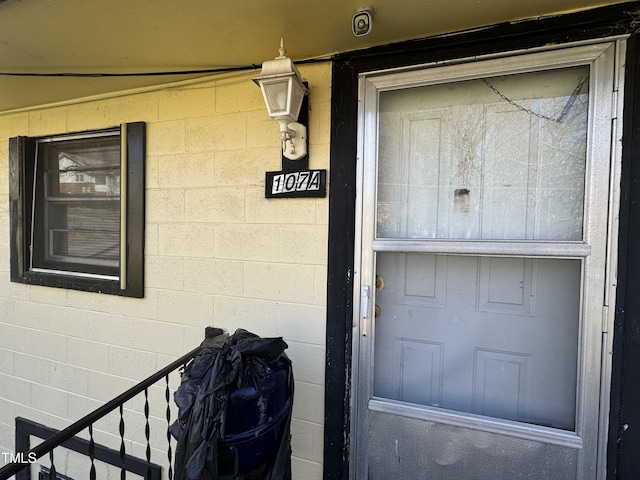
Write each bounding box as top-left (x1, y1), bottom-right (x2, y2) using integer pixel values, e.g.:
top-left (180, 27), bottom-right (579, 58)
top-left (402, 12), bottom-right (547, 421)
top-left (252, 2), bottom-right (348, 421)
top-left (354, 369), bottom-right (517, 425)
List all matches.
top-left (219, 357), bottom-right (293, 476)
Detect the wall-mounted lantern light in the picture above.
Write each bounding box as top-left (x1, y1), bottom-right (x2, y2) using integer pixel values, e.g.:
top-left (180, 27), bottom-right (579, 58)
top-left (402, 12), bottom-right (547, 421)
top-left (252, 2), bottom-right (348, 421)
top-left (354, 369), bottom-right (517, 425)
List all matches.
top-left (253, 38), bottom-right (309, 161)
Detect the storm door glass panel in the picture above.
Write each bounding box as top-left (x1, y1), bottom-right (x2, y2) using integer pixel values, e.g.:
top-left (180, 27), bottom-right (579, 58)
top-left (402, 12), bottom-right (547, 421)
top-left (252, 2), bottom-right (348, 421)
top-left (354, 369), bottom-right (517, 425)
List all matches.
top-left (376, 66), bottom-right (589, 240)
top-left (372, 252), bottom-right (581, 430)
top-left (35, 135), bottom-right (121, 273)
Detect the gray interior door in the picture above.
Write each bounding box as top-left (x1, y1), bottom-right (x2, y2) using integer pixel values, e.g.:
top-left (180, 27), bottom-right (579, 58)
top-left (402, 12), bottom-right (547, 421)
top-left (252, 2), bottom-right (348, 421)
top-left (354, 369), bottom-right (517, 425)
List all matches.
top-left (352, 41), bottom-right (624, 480)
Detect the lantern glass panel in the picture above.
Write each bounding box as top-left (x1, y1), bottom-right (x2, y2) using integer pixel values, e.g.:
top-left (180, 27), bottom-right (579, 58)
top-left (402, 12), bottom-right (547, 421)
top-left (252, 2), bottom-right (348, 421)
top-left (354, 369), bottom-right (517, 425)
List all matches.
top-left (262, 78), bottom-right (292, 118)
top-left (289, 79), bottom-right (306, 120)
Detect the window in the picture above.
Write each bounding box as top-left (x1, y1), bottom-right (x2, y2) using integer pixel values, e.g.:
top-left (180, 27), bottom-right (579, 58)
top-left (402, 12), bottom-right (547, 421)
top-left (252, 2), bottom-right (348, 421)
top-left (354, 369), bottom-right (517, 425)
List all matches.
top-left (9, 122), bottom-right (145, 297)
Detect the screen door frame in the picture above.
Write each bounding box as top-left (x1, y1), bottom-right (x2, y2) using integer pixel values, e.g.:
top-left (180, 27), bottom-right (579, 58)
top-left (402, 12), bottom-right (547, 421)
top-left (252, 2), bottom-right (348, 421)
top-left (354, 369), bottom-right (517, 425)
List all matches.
top-left (351, 39), bottom-right (625, 480)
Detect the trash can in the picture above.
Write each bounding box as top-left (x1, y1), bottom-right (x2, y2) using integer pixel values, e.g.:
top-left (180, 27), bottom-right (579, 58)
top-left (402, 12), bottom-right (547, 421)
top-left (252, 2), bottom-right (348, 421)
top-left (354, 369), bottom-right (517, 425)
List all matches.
top-left (219, 354), bottom-right (293, 476)
top-left (170, 327), bottom-right (293, 480)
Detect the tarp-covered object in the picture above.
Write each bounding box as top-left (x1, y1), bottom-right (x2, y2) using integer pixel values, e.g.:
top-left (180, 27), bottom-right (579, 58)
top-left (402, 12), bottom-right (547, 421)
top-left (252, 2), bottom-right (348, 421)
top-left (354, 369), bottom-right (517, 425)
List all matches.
top-left (170, 327), bottom-right (293, 480)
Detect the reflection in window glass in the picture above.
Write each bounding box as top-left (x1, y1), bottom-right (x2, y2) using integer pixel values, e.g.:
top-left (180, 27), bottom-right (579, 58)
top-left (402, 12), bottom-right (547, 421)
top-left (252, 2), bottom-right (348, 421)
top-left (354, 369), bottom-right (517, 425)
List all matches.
top-left (376, 67), bottom-right (589, 241)
top-left (373, 252), bottom-right (580, 430)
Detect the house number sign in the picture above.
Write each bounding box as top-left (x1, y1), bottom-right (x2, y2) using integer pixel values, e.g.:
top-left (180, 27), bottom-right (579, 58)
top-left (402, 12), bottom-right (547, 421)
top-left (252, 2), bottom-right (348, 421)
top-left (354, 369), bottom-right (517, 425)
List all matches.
top-left (265, 169), bottom-right (326, 198)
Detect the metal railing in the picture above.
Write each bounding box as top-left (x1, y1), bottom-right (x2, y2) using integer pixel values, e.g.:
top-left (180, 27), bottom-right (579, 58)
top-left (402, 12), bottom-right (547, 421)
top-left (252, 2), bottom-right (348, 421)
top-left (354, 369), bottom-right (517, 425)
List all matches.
top-left (13, 417), bottom-right (162, 480)
top-left (0, 346), bottom-right (202, 480)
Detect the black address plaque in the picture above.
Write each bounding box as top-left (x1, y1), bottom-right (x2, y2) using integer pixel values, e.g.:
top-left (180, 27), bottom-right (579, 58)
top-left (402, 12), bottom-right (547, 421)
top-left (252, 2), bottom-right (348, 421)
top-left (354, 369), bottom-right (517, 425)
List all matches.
top-left (265, 169), bottom-right (327, 198)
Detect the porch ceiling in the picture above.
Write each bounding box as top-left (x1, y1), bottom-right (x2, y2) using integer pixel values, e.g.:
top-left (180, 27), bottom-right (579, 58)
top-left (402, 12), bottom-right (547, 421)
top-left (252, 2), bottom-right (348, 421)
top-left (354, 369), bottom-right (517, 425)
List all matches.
top-left (0, 0), bottom-right (632, 114)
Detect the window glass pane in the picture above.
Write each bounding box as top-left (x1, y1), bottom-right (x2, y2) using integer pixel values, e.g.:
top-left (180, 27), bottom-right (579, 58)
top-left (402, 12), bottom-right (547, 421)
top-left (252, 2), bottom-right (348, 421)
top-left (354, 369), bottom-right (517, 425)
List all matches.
top-left (48, 202), bottom-right (120, 266)
top-left (376, 67), bottom-right (589, 240)
top-left (373, 252), bottom-right (580, 430)
top-left (34, 133), bottom-right (121, 274)
top-left (44, 137), bottom-right (120, 197)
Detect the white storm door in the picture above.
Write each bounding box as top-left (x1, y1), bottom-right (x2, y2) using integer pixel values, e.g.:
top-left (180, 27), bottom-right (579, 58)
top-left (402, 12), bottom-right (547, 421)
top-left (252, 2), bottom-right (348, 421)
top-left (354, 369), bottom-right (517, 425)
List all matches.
top-left (352, 41), bottom-right (624, 480)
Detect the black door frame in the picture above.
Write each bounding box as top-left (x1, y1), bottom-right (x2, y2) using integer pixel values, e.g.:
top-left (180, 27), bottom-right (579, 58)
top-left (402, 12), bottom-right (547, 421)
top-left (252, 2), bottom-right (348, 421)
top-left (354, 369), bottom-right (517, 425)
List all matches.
top-left (324, 3), bottom-right (640, 479)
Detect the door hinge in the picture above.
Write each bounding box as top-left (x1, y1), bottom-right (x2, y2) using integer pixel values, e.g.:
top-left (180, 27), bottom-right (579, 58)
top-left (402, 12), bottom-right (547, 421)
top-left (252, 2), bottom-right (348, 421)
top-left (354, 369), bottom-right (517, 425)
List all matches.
top-left (612, 90), bottom-right (618, 120)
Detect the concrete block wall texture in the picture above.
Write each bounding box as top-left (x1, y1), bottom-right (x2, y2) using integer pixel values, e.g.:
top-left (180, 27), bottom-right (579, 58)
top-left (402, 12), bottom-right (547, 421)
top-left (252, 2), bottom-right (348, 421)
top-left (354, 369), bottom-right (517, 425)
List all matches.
top-left (0, 62), bottom-right (330, 480)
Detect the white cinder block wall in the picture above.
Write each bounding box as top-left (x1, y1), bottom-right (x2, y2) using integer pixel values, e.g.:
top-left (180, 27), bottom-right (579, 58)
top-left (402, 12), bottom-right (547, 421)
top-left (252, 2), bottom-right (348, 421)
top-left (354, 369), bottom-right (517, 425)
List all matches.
top-left (0, 63), bottom-right (330, 479)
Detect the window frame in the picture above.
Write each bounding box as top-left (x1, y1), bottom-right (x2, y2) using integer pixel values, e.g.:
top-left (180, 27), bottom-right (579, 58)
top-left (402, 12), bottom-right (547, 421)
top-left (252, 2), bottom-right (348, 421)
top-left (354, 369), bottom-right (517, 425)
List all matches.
top-left (9, 122), bottom-right (145, 297)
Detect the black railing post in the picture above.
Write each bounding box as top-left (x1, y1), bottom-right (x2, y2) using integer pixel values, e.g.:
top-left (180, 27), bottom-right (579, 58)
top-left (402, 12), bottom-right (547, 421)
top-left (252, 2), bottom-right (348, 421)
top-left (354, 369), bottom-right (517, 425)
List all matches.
top-left (88, 424), bottom-right (96, 480)
top-left (48, 451), bottom-right (56, 479)
top-left (119, 404), bottom-right (126, 480)
top-left (15, 418), bottom-right (30, 480)
top-left (144, 387), bottom-right (152, 478)
top-left (165, 374), bottom-right (174, 480)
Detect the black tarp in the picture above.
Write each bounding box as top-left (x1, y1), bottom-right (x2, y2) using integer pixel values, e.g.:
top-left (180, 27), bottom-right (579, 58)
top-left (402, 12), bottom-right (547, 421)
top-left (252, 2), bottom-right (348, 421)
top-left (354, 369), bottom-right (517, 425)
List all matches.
top-left (170, 327), bottom-right (293, 480)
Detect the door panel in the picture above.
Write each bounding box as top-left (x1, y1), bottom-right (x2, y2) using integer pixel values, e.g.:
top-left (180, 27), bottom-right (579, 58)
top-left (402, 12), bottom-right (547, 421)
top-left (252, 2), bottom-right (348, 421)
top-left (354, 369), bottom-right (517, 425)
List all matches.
top-left (368, 411), bottom-right (578, 480)
top-left (354, 41), bottom-right (623, 480)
